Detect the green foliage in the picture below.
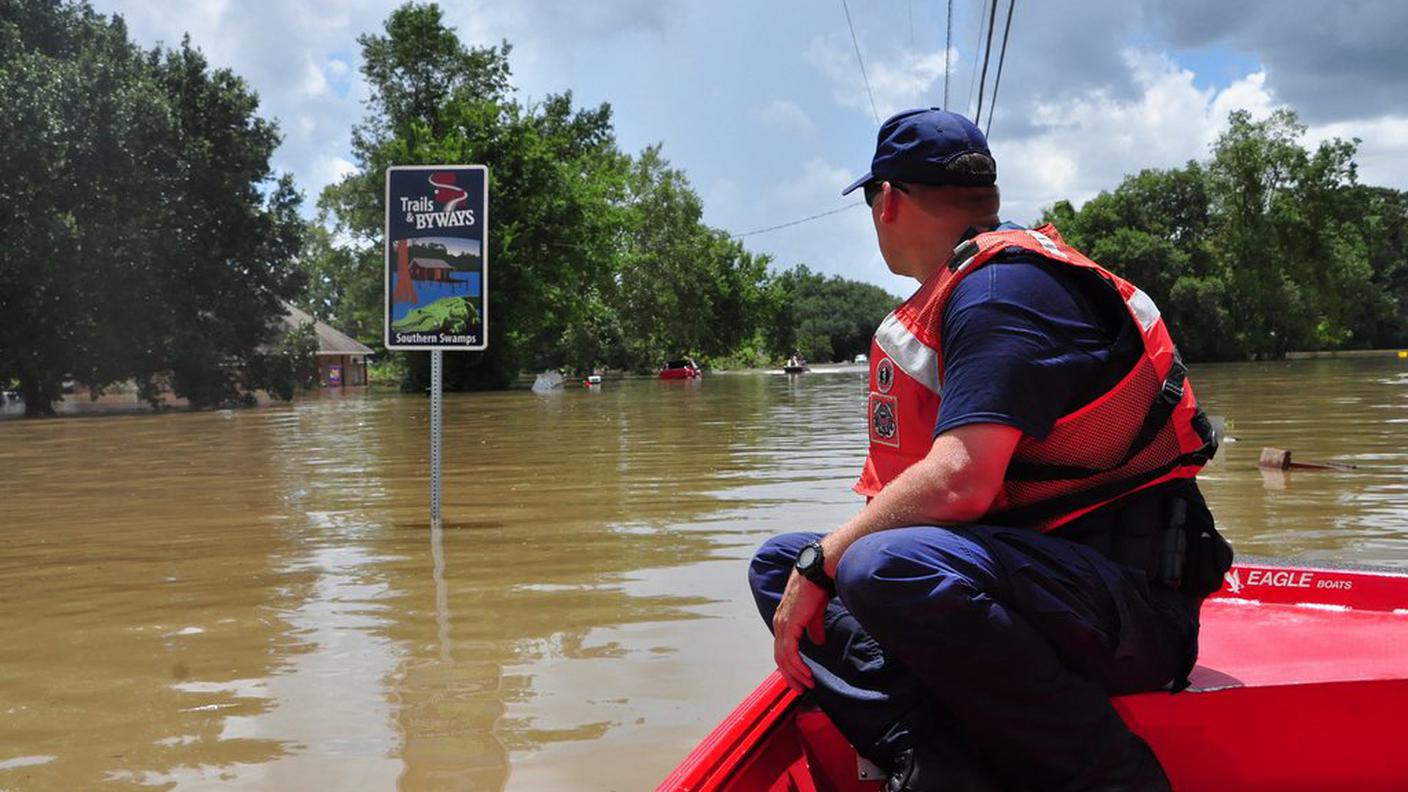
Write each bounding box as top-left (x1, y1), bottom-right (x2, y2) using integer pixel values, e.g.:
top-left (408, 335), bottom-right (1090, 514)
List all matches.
top-left (317, 3), bottom-right (795, 385)
top-left (1041, 109), bottom-right (1408, 361)
top-left (609, 147), bottom-right (773, 371)
top-left (766, 266), bottom-right (898, 363)
top-left (320, 3), bottom-right (628, 389)
top-left (0, 0), bottom-right (305, 415)
top-left (246, 320), bottom-right (318, 402)
top-left (299, 223), bottom-right (383, 346)
top-left (367, 356), bottom-right (407, 386)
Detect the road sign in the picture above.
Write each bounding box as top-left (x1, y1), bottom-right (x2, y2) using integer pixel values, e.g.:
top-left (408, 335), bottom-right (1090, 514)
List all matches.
top-left (384, 165), bottom-right (488, 351)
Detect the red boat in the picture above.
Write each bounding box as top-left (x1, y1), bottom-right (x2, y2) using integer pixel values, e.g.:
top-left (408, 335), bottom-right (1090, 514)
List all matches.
top-left (660, 562), bottom-right (1408, 791)
top-left (661, 359), bottom-right (702, 380)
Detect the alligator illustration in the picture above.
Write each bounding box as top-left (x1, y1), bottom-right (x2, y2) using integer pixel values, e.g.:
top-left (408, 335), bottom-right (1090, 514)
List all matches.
top-left (392, 297), bottom-right (477, 334)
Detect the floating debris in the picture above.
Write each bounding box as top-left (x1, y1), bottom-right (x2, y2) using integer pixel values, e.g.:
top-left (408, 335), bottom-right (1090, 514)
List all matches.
top-left (1258, 447), bottom-right (1358, 471)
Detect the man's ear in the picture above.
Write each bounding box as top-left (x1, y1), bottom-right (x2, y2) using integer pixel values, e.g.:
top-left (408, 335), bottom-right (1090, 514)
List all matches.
top-left (879, 182), bottom-right (901, 223)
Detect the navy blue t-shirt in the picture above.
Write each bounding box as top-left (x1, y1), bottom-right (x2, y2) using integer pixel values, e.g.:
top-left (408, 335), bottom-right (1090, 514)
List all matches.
top-left (933, 231), bottom-right (1142, 440)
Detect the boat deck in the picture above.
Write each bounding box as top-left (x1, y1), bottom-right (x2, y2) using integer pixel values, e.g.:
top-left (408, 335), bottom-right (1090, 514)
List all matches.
top-left (661, 562), bottom-right (1408, 792)
top-left (1116, 563), bottom-right (1408, 790)
top-left (1189, 596), bottom-right (1408, 690)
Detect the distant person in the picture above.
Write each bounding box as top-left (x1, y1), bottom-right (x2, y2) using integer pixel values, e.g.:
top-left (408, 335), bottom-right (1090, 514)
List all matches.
top-left (749, 108), bottom-right (1231, 790)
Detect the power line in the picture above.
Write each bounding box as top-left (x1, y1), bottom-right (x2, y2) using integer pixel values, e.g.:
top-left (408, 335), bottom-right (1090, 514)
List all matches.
top-left (985, 0), bottom-right (1016, 137)
top-left (974, 0), bottom-right (999, 126)
top-left (839, 0), bottom-right (880, 124)
top-left (908, 0), bottom-right (915, 55)
top-left (733, 202), bottom-right (866, 238)
top-left (965, 0), bottom-right (991, 117)
top-left (908, 0), bottom-right (917, 107)
top-left (943, 0), bottom-right (953, 108)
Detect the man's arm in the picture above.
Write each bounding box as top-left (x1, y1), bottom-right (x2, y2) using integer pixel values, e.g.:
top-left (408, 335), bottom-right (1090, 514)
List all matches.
top-left (821, 422), bottom-right (1021, 576)
top-left (771, 422), bottom-right (1021, 691)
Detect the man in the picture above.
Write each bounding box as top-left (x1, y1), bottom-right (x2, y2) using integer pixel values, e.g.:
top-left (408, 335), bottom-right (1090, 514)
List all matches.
top-left (749, 108), bottom-right (1229, 791)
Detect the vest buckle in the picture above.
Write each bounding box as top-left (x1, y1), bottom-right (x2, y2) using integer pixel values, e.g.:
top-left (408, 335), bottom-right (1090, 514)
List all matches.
top-left (949, 239), bottom-right (980, 271)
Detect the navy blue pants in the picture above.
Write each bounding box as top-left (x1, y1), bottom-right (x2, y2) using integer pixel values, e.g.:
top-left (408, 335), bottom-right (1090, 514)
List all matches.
top-left (750, 525), bottom-right (1198, 789)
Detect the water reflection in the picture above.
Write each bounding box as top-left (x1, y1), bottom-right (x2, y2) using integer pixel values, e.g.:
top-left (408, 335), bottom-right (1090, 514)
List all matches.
top-left (1192, 358), bottom-right (1408, 566)
top-left (1, 359), bottom-right (1405, 790)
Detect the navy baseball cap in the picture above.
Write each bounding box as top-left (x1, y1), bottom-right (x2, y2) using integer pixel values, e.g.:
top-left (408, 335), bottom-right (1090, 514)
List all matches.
top-left (842, 107), bottom-right (996, 195)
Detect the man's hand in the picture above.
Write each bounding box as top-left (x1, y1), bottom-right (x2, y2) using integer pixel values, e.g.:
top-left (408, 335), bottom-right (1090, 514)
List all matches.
top-left (772, 570), bottom-right (829, 691)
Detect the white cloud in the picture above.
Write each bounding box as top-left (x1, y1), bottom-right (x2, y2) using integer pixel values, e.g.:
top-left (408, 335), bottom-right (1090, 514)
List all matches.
top-left (96, 0), bottom-right (377, 207)
top-left (805, 35), bottom-right (956, 120)
top-left (298, 54), bottom-right (331, 98)
top-left (742, 158), bottom-right (907, 294)
top-left (310, 155), bottom-right (358, 189)
top-left (753, 99), bottom-right (816, 138)
top-left (1306, 116), bottom-right (1408, 191)
top-left (84, 1), bottom-right (1408, 295)
top-left (996, 50), bottom-right (1278, 222)
top-left (772, 158), bottom-right (853, 207)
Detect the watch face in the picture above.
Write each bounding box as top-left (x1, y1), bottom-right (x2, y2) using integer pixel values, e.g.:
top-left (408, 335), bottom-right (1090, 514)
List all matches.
top-left (797, 545), bottom-right (819, 570)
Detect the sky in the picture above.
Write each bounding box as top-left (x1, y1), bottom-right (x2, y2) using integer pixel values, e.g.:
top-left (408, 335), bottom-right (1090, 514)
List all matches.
top-left (93, 0), bottom-right (1408, 297)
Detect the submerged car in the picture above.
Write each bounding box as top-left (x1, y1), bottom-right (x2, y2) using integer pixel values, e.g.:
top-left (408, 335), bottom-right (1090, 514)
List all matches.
top-left (659, 359), bottom-right (701, 380)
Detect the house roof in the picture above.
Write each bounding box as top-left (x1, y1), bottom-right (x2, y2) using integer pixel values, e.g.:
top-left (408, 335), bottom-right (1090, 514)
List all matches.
top-left (281, 303), bottom-right (375, 357)
top-left (410, 257), bottom-right (454, 269)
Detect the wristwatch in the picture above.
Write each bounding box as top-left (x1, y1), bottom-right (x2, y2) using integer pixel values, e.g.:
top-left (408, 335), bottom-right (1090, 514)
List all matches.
top-left (795, 541), bottom-right (836, 594)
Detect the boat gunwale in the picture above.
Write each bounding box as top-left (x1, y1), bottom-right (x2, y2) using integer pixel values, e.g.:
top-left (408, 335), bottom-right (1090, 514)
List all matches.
top-left (661, 560), bottom-right (1408, 790)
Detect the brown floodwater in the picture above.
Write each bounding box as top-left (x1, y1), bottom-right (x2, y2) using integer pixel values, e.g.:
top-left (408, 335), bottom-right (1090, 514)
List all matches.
top-left (1, 356), bottom-right (1405, 790)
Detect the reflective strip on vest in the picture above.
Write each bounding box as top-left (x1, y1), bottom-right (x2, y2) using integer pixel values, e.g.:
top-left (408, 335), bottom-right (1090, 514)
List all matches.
top-left (874, 312), bottom-right (941, 395)
top-left (1127, 288), bottom-right (1161, 332)
top-left (856, 223), bottom-right (1210, 530)
top-left (1026, 229), bottom-right (1069, 259)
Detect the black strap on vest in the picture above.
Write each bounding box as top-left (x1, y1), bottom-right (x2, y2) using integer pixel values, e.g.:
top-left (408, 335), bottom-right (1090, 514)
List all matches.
top-left (988, 445), bottom-right (1210, 529)
top-left (1004, 359), bottom-right (1201, 482)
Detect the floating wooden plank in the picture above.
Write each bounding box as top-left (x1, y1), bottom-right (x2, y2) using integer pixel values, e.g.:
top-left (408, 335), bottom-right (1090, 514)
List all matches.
top-left (1258, 447), bottom-right (1357, 471)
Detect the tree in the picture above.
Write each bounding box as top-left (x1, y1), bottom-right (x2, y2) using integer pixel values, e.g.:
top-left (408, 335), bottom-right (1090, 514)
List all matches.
top-left (1040, 108), bottom-right (1405, 361)
top-left (245, 320), bottom-right (318, 402)
top-left (611, 147), bottom-right (772, 371)
top-left (1206, 109), bottom-right (1373, 356)
top-left (0, 0), bottom-right (305, 415)
top-left (319, 3), bottom-right (780, 384)
top-left (319, 3), bottom-right (630, 389)
top-left (299, 222), bottom-right (383, 346)
top-left (1355, 187), bottom-right (1408, 347)
top-left (764, 266), bottom-right (898, 363)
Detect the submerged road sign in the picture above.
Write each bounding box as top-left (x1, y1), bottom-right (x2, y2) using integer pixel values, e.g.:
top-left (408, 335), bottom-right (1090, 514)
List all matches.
top-left (384, 165), bottom-right (488, 351)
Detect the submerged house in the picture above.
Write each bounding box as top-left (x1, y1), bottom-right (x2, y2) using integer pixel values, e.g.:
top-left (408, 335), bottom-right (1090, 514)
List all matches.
top-left (280, 304), bottom-right (374, 387)
top-left (409, 257), bottom-right (456, 283)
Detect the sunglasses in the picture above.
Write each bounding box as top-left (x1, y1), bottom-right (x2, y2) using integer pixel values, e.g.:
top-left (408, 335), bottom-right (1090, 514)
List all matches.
top-left (863, 180), bottom-right (910, 207)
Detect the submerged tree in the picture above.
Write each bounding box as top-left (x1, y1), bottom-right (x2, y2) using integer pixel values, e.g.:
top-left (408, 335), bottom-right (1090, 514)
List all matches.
top-left (318, 3), bottom-right (778, 384)
top-left (0, 0), bottom-right (306, 415)
top-left (764, 266), bottom-right (898, 364)
top-left (1043, 108), bottom-right (1405, 361)
top-left (320, 3), bottom-right (629, 389)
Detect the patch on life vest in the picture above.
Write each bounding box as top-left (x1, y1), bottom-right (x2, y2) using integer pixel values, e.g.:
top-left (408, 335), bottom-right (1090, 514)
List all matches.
top-left (876, 357), bottom-right (895, 393)
top-left (869, 393), bottom-right (899, 447)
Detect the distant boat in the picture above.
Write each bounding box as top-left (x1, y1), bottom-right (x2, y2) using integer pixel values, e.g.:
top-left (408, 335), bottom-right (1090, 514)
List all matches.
top-left (531, 371), bottom-right (565, 393)
top-left (659, 359), bottom-right (701, 380)
top-left (782, 357), bottom-right (808, 374)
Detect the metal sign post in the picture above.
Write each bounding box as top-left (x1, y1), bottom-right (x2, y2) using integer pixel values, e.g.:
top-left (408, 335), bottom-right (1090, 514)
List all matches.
top-left (384, 165), bottom-right (489, 522)
top-left (430, 349), bottom-right (443, 522)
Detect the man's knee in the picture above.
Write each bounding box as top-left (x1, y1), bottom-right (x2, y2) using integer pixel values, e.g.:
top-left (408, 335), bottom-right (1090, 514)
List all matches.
top-left (834, 528), bottom-right (989, 635)
top-left (748, 532), bottom-right (821, 594)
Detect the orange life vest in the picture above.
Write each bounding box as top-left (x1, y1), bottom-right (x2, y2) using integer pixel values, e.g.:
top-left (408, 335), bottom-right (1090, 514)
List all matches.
top-left (854, 224), bottom-right (1217, 532)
